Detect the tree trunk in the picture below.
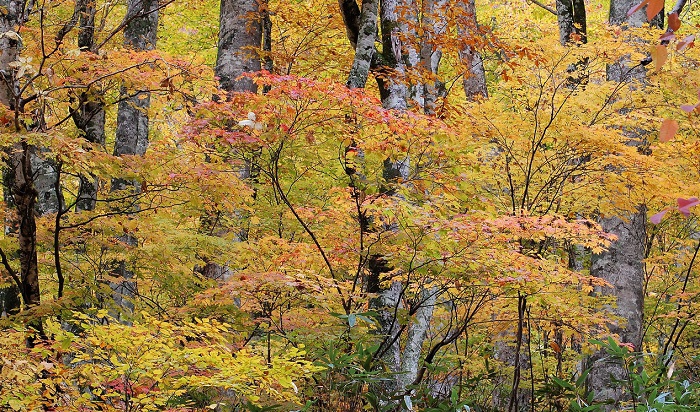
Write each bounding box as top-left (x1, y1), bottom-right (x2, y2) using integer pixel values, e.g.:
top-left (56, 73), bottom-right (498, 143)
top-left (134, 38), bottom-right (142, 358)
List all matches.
top-left (0, 1), bottom-right (46, 343)
top-left (420, 0), bottom-right (447, 115)
top-left (71, 0), bottom-right (106, 212)
top-left (200, 0), bottom-right (265, 281)
top-left (556, 0), bottom-right (586, 45)
top-left (110, 0), bottom-right (160, 312)
top-left (216, 0), bottom-right (263, 93)
top-left (456, 0), bottom-right (487, 101)
top-left (587, 210), bottom-right (646, 407)
top-left (586, 0), bottom-right (660, 406)
top-left (346, 0), bottom-right (379, 89)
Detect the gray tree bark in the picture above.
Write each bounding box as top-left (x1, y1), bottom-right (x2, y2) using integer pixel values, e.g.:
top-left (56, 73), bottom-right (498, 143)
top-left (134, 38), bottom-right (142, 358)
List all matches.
top-left (556, 0), bottom-right (586, 45)
top-left (201, 0), bottom-right (266, 281)
top-left (0, 0), bottom-right (45, 343)
top-left (72, 0), bottom-right (106, 212)
top-left (346, 0), bottom-right (379, 89)
top-left (110, 0), bottom-right (160, 312)
top-left (587, 210), bottom-right (646, 407)
top-left (216, 0), bottom-right (263, 93)
top-left (456, 0), bottom-right (487, 100)
top-left (586, 0), bottom-right (660, 407)
top-left (420, 0), bottom-right (447, 114)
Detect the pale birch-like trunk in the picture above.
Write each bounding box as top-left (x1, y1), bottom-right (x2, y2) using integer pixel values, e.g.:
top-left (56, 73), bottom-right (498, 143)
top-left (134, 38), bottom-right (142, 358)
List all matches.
top-left (420, 0), bottom-right (447, 115)
top-left (346, 0), bottom-right (379, 89)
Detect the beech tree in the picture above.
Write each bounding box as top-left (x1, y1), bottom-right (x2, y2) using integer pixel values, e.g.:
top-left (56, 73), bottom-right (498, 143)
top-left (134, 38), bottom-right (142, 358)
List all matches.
top-left (585, 0), bottom-right (663, 407)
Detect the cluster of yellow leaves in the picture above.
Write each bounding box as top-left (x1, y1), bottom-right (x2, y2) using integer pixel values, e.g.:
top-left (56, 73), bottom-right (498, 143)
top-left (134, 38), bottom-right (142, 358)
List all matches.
top-left (0, 312), bottom-right (321, 411)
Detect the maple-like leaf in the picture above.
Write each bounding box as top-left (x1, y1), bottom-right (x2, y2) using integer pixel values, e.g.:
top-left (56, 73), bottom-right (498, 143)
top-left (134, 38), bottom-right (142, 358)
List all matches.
top-left (659, 119), bottom-right (678, 142)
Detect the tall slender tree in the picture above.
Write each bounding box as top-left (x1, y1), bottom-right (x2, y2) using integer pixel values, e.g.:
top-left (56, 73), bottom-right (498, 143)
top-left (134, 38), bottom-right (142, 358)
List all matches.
top-left (457, 0), bottom-right (488, 100)
top-left (200, 0), bottom-right (266, 281)
top-left (0, 0), bottom-right (44, 343)
top-left (586, 0), bottom-right (662, 407)
top-left (342, 0), bottom-right (488, 405)
top-left (110, 0), bottom-right (160, 311)
top-left (71, 0), bottom-right (106, 212)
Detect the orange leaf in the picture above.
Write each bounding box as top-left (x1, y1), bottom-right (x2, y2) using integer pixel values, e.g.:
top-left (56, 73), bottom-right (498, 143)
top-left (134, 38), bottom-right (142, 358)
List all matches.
top-left (549, 341), bottom-right (561, 353)
top-left (659, 119), bottom-right (678, 142)
top-left (653, 44), bottom-right (667, 72)
top-left (668, 12), bottom-right (681, 31)
top-left (646, 0), bottom-right (664, 20)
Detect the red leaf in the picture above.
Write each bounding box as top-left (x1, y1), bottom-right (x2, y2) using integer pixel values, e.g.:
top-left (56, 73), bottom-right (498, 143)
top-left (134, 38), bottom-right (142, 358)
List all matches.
top-left (659, 119), bottom-right (678, 142)
top-left (647, 0), bottom-right (664, 20)
top-left (678, 197), bottom-right (700, 217)
top-left (650, 210), bottom-right (668, 224)
top-left (668, 12), bottom-right (681, 31)
top-left (627, 0), bottom-right (649, 17)
top-left (677, 197), bottom-right (699, 208)
top-left (677, 35), bottom-right (695, 51)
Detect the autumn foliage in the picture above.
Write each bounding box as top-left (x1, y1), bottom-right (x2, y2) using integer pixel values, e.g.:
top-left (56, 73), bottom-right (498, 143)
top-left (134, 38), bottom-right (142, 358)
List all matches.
top-left (2, 0), bottom-right (700, 411)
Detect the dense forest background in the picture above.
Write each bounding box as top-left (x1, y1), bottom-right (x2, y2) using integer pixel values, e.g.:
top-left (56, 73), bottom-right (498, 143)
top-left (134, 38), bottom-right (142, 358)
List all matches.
top-left (1, 0), bottom-right (700, 411)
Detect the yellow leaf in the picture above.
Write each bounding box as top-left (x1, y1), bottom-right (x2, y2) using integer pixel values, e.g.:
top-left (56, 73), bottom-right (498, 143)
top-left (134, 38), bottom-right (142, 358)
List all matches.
top-left (653, 44), bottom-right (667, 72)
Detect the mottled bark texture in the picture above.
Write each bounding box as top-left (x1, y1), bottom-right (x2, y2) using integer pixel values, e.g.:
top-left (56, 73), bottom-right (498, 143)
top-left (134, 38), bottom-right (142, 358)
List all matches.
top-left (110, 0), bottom-right (160, 313)
top-left (201, 0), bottom-right (265, 280)
top-left (0, 1), bottom-right (45, 337)
top-left (586, 0), bottom-right (658, 406)
top-left (216, 0), bottom-right (263, 93)
top-left (456, 0), bottom-right (487, 100)
top-left (556, 0), bottom-right (586, 45)
top-left (420, 0), bottom-right (446, 114)
top-left (378, 0), bottom-right (408, 110)
top-left (346, 0), bottom-right (379, 89)
top-left (71, 0), bottom-right (106, 212)
top-left (397, 287), bottom-right (437, 391)
top-left (587, 210), bottom-right (646, 407)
